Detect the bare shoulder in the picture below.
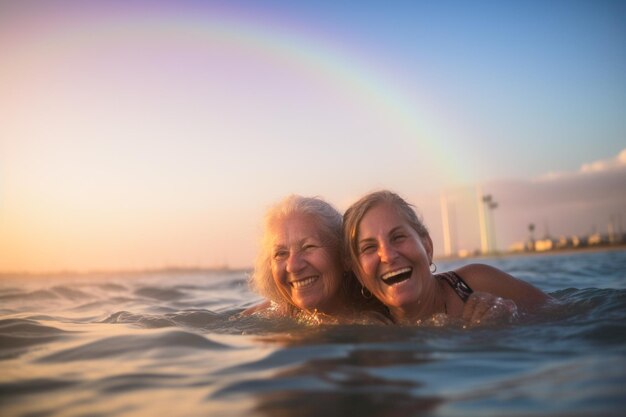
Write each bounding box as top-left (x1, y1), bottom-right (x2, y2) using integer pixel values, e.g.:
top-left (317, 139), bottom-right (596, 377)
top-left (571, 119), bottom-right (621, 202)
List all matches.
top-left (241, 300), bottom-right (276, 316)
top-left (454, 263), bottom-right (551, 309)
top-left (455, 263), bottom-right (514, 287)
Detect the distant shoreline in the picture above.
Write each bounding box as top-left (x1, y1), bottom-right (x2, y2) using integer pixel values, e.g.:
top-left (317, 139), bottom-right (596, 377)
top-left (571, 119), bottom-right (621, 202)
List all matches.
top-left (435, 243), bottom-right (626, 262)
top-left (0, 266), bottom-right (252, 279)
top-left (2, 245), bottom-right (624, 278)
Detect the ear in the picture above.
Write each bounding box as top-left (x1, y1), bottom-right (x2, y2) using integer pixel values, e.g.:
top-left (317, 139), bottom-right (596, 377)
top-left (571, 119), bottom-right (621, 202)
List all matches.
top-left (421, 234), bottom-right (434, 263)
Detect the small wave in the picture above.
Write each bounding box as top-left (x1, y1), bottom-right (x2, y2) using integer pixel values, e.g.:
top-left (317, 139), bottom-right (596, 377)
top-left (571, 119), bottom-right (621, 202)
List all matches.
top-left (450, 355), bottom-right (626, 415)
top-left (167, 310), bottom-right (221, 328)
top-left (69, 298), bottom-right (136, 314)
top-left (0, 285), bottom-right (98, 305)
top-left (0, 286), bottom-right (22, 295)
top-left (38, 330), bottom-right (231, 362)
top-left (25, 314), bottom-right (65, 321)
top-left (254, 391), bottom-right (441, 417)
top-left (100, 311), bottom-right (177, 328)
top-left (0, 318), bottom-right (72, 359)
top-left (101, 309), bottom-right (233, 330)
top-left (563, 320), bottom-right (626, 347)
top-left (0, 318), bottom-right (67, 334)
top-left (134, 286), bottom-right (187, 301)
top-left (102, 308), bottom-right (303, 334)
top-left (50, 285), bottom-right (93, 300)
top-left (95, 372), bottom-right (188, 394)
top-left (0, 335), bottom-right (63, 359)
top-left (96, 283), bottom-right (128, 292)
top-left (0, 378), bottom-right (79, 397)
top-left (550, 288), bottom-right (626, 320)
top-left (0, 289), bottom-right (61, 303)
top-left (212, 383), bottom-right (441, 417)
top-left (207, 277), bottom-right (249, 291)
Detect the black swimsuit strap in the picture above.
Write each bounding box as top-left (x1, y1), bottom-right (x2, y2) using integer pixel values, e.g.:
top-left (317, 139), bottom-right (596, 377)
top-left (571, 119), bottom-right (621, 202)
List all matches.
top-left (436, 271), bottom-right (474, 302)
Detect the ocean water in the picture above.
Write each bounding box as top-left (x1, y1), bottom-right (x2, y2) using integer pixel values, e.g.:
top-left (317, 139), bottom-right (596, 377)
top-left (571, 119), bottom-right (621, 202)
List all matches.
top-left (1, 249), bottom-right (625, 417)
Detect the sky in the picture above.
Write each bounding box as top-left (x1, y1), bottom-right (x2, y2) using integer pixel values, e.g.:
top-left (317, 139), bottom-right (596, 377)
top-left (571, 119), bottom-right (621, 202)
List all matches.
top-left (1, 0), bottom-right (625, 273)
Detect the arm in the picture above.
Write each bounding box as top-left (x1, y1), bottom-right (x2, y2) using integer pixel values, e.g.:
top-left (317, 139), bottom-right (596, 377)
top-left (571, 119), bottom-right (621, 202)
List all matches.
top-left (456, 263), bottom-right (552, 312)
top-left (462, 291), bottom-right (519, 326)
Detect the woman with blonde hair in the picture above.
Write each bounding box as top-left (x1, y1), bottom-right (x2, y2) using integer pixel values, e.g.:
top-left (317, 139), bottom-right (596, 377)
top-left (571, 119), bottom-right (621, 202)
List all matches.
top-left (343, 190), bottom-right (551, 325)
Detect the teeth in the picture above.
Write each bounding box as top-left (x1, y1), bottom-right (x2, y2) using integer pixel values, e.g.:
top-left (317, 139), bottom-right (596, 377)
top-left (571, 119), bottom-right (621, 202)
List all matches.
top-left (291, 276), bottom-right (318, 289)
top-left (382, 267), bottom-right (412, 281)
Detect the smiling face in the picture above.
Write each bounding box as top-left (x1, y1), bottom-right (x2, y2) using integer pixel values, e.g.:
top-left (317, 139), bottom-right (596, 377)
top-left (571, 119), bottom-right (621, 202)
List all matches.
top-left (269, 213), bottom-right (344, 313)
top-left (355, 202), bottom-right (434, 313)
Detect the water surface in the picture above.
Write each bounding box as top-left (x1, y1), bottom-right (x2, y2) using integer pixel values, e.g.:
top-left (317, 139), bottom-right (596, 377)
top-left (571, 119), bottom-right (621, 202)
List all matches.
top-left (1, 249), bottom-right (625, 416)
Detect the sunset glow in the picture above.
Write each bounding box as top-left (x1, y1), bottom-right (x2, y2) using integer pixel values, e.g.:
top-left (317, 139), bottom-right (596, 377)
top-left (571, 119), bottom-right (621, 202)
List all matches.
top-left (1, 1), bottom-right (625, 272)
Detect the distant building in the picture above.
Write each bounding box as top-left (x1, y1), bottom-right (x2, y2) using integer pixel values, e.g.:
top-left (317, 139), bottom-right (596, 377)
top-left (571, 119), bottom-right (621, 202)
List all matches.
top-left (508, 241), bottom-right (527, 253)
top-left (556, 236), bottom-right (571, 250)
top-left (588, 233), bottom-right (604, 246)
top-left (505, 227), bottom-right (624, 256)
top-left (535, 238), bottom-right (556, 252)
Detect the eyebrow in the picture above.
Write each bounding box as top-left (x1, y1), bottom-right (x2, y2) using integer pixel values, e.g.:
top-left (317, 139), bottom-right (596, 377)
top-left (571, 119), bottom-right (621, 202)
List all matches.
top-left (358, 237), bottom-right (376, 246)
top-left (358, 226), bottom-right (405, 244)
top-left (271, 245), bottom-right (286, 253)
top-left (388, 226), bottom-right (406, 234)
top-left (272, 237), bottom-right (320, 250)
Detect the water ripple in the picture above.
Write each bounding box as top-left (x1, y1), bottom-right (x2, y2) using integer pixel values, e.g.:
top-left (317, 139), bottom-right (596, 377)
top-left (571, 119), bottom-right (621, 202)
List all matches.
top-left (0, 319), bottom-right (73, 359)
top-left (37, 330), bottom-right (230, 362)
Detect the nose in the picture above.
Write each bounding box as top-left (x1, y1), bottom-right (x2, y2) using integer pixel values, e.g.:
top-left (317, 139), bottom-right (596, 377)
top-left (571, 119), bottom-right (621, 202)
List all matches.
top-left (378, 241), bottom-right (398, 263)
top-left (286, 250), bottom-right (306, 274)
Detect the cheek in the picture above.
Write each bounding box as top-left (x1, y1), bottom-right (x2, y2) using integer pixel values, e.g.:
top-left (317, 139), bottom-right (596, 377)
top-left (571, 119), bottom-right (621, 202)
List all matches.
top-left (359, 256), bottom-right (377, 278)
top-left (317, 250), bottom-right (338, 272)
top-left (270, 262), bottom-right (285, 284)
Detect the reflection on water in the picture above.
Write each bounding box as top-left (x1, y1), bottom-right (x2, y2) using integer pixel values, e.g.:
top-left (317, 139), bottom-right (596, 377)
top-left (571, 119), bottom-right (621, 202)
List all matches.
top-left (247, 348), bottom-right (440, 417)
top-left (253, 323), bottom-right (429, 346)
top-left (254, 391), bottom-right (441, 417)
top-left (1, 250), bottom-right (625, 417)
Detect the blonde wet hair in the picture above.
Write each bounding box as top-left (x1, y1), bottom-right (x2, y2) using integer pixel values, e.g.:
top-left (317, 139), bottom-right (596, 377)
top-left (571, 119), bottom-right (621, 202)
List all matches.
top-left (250, 195), bottom-right (344, 311)
top-left (343, 190), bottom-right (430, 274)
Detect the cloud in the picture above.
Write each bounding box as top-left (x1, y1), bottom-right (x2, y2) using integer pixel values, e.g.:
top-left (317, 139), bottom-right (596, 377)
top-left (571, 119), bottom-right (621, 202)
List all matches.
top-left (481, 148), bottom-right (626, 212)
top-left (537, 148), bottom-right (626, 181)
top-left (580, 148), bottom-right (626, 173)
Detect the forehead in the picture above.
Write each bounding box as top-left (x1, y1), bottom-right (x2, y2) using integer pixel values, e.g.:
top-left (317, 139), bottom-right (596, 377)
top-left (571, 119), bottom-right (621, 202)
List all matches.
top-left (269, 213), bottom-right (322, 245)
top-left (358, 203), bottom-right (407, 234)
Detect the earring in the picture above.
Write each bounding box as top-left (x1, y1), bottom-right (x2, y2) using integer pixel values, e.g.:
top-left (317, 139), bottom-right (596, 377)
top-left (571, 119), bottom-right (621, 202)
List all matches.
top-left (361, 285), bottom-right (373, 299)
top-left (430, 262), bottom-right (437, 273)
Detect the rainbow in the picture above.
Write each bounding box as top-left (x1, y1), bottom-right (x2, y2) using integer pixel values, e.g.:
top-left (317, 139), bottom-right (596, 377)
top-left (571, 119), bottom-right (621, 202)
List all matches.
top-left (22, 5), bottom-right (468, 184)
top-left (182, 14), bottom-right (466, 184)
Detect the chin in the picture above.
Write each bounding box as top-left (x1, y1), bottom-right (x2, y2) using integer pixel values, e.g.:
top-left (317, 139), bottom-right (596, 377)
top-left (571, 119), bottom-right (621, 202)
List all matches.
top-left (386, 292), bottom-right (419, 310)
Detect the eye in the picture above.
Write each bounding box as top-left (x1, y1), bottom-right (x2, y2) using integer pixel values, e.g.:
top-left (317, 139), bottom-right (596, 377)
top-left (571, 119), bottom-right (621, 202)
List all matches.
top-left (392, 233), bottom-right (407, 243)
top-left (359, 244), bottom-right (376, 255)
top-left (273, 250), bottom-right (288, 260)
top-left (303, 244), bottom-right (318, 251)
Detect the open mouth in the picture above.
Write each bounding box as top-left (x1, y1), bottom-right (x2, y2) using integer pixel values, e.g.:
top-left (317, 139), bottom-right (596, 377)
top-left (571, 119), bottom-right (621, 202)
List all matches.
top-left (290, 276), bottom-right (319, 289)
top-left (381, 267), bottom-right (413, 286)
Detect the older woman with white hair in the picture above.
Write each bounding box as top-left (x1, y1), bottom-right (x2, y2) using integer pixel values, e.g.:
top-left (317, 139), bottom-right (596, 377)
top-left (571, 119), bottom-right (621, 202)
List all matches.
top-left (244, 194), bottom-right (388, 323)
